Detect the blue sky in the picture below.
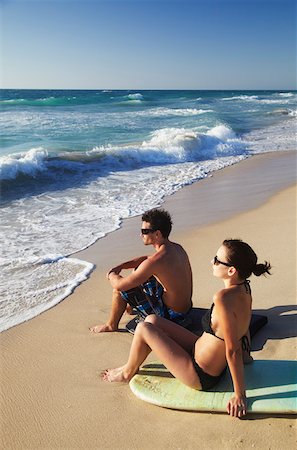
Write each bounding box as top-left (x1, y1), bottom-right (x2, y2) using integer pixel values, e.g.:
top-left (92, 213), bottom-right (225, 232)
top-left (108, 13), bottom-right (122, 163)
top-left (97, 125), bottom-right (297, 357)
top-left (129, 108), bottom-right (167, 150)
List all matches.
top-left (1, 0), bottom-right (296, 89)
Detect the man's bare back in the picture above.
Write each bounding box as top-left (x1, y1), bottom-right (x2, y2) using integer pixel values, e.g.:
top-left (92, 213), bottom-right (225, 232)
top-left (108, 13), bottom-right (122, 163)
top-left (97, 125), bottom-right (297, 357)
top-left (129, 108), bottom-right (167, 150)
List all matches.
top-left (143, 241), bottom-right (192, 313)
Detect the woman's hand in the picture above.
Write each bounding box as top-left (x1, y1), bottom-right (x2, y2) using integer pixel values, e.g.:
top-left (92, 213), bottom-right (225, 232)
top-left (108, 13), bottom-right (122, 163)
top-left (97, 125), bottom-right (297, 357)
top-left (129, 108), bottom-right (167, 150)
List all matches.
top-left (227, 393), bottom-right (247, 418)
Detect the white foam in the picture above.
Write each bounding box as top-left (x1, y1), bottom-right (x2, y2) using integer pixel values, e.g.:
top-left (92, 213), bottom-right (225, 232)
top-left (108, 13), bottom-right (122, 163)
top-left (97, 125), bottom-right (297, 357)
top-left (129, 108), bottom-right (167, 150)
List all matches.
top-left (278, 92), bottom-right (294, 97)
top-left (96, 124), bottom-right (244, 164)
top-left (144, 107), bottom-right (213, 117)
top-left (288, 109), bottom-right (297, 117)
top-left (0, 257), bottom-right (94, 332)
top-left (0, 147), bottom-right (48, 180)
top-left (258, 99), bottom-right (290, 104)
top-left (222, 95), bottom-right (259, 101)
top-left (128, 93), bottom-right (143, 99)
top-left (245, 118), bottom-right (297, 153)
top-left (87, 123), bottom-right (245, 167)
top-left (207, 124), bottom-right (236, 140)
top-left (222, 94), bottom-right (292, 105)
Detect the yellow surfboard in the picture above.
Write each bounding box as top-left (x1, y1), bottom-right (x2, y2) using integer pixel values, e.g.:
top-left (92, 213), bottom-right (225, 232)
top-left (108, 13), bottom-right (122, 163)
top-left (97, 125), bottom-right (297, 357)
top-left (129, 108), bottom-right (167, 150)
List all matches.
top-left (130, 360), bottom-right (297, 414)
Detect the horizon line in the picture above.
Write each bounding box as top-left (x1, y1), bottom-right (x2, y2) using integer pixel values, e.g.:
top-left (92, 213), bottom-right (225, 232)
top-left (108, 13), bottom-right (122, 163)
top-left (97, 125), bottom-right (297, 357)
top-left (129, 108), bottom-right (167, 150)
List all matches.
top-left (1, 87), bottom-right (296, 91)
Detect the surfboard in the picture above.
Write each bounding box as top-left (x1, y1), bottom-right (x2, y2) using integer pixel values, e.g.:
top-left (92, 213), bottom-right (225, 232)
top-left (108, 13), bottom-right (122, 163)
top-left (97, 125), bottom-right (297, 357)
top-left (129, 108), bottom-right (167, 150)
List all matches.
top-left (129, 360), bottom-right (297, 414)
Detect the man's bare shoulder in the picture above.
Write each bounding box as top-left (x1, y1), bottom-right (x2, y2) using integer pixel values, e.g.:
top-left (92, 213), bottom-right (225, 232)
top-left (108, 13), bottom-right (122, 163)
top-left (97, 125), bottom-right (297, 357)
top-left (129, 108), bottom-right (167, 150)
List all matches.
top-left (149, 241), bottom-right (187, 263)
top-left (166, 241), bottom-right (189, 258)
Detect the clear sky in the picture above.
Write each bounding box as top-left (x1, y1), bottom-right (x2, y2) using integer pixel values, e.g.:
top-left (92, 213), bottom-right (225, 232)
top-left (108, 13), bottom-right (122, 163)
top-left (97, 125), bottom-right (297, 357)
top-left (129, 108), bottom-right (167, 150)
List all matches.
top-left (1, 0), bottom-right (296, 90)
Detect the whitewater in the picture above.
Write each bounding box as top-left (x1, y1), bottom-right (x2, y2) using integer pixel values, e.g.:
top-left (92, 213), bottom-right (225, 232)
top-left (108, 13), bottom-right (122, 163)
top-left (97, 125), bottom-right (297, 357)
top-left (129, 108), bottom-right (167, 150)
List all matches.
top-left (0, 89), bottom-right (296, 332)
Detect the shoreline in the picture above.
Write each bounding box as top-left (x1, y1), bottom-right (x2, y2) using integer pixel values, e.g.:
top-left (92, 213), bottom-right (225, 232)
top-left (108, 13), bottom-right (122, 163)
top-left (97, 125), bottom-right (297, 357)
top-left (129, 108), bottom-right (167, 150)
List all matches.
top-left (75, 150), bottom-right (296, 269)
top-left (1, 150), bottom-right (296, 449)
top-left (1, 150), bottom-right (296, 334)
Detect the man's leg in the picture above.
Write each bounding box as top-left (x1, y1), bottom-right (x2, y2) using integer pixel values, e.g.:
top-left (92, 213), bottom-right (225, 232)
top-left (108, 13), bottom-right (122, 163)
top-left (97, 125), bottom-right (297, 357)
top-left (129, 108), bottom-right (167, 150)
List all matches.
top-left (89, 289), bottom-right (127, 333)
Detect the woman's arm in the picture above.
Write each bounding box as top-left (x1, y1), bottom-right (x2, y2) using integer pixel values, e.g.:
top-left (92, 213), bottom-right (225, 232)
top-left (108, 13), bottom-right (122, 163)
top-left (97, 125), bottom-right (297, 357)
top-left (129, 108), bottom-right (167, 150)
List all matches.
top-left (214, 292), bottom-right (247, 418)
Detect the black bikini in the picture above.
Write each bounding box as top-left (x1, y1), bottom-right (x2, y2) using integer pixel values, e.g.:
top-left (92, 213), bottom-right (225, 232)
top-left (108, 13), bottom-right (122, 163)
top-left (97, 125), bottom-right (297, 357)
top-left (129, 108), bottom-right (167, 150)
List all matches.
top-left (192, 280), bottom-right (251, 390)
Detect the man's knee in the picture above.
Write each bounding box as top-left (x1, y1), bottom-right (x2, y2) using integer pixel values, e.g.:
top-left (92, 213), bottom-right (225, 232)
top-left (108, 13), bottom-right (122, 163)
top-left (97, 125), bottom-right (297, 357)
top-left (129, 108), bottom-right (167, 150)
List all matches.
top-left (144, 314), bottom-right (159, 325)
top-left (112, 289), bottom-right (124, 301)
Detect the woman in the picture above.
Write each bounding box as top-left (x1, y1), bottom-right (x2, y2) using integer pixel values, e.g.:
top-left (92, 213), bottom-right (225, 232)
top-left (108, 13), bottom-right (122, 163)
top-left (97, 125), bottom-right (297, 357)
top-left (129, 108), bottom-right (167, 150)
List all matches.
top-left (102, 239), bottom-right (271, 418)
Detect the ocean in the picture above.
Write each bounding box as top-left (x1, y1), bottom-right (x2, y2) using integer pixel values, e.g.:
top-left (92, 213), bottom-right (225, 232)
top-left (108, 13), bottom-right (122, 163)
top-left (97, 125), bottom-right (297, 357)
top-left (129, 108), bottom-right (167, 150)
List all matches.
top-left (1, 89), bottom-right (296, 332)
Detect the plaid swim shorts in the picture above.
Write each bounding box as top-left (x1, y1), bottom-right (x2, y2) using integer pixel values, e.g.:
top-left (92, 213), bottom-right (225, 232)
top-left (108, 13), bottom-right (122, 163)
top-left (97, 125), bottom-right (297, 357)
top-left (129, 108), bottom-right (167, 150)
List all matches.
top-left (120, 276), bottom-right (193, 327)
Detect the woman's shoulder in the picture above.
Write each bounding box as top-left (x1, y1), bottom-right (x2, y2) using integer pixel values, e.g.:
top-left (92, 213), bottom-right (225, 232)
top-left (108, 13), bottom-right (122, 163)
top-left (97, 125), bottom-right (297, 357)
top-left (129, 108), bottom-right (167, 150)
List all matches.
top-left (213, 288), bottom-right (236, 308)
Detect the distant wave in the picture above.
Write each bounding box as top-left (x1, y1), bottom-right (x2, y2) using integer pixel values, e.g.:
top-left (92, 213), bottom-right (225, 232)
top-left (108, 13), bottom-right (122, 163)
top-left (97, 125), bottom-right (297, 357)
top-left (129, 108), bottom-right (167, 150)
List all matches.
top-left (259, 99), bottom-right (290, 104)
top-left (113, 93), bottom-right (145, 104)
top-left (278, 92), bottom-right (294, 98)
top-left (0, 124), bottom-right (246, 183)
top-left (144, 107), bottom-right (213, 117)
top-left (127, 93), bottom-right (144, 100)
top-left (0, 96), bottom-right (82, 107)
top-left (222, 93), bottom-right (295, 104)
top-left (222, 95), bottom-right (259, 101)
top-left (268, 108), bottom-right (297, 116)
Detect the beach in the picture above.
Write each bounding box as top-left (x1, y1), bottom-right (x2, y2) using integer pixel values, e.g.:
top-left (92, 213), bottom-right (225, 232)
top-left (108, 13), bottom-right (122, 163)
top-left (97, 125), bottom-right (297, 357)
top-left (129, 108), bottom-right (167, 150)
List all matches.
top-left (1, 151), bottom-right (296, 449)
top-left (2, 89), bottom-right (296, 333)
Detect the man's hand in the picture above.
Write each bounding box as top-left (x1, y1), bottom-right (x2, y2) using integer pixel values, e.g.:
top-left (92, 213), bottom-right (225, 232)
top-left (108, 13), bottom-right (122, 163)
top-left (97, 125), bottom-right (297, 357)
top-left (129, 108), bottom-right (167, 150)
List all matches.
top-left (106, 267), bottom-right (121, 280)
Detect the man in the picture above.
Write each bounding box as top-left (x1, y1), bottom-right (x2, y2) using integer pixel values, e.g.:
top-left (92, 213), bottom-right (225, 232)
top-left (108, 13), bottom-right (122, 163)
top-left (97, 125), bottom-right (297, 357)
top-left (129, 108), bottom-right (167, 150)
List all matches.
top-left (89, 208), bottom-right (193, 333)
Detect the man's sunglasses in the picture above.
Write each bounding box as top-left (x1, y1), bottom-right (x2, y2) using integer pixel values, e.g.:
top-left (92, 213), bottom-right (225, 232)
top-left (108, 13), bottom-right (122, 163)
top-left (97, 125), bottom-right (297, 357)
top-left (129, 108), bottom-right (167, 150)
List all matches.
top-left (141, 228), bottom-right (157, 235)
top-left (213, 255), bottom-right (232, 267)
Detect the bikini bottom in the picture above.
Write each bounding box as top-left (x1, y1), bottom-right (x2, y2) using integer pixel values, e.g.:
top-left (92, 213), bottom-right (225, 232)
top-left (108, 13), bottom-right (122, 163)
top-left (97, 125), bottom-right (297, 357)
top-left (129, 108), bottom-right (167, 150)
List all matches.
top-left (192, 357), bottom-right (226, 391)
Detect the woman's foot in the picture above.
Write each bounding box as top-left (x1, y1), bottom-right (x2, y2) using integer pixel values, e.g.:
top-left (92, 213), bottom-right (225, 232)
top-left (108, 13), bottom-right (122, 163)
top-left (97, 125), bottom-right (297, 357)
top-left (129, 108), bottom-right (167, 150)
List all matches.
top-left (101, 365), bottom-right (133, 382)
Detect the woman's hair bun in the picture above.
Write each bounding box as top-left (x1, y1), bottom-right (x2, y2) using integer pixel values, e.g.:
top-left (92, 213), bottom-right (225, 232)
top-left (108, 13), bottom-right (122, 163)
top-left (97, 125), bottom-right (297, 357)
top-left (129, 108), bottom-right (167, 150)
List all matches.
top-left (252, 261), bottom-right (272, 277)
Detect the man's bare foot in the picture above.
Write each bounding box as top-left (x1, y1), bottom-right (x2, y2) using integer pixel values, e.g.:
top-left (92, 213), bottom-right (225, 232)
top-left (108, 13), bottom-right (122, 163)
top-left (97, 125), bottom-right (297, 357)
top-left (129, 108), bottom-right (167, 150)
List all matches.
top-left (101, 365), bottom-right (132, 382)
top-left (89, 323), bottom-right (118, 333)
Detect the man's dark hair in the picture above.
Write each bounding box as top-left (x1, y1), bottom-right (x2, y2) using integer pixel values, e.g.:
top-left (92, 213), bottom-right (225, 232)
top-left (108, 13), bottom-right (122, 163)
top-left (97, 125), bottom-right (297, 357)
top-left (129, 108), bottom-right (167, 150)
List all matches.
top-left (142, 208), bottom-right (172, 238)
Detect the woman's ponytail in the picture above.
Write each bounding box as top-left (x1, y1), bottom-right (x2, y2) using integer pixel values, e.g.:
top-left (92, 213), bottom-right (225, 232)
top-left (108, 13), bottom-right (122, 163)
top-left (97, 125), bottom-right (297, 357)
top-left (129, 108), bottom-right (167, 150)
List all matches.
top-left (252, 261), bottom-right (272, 277)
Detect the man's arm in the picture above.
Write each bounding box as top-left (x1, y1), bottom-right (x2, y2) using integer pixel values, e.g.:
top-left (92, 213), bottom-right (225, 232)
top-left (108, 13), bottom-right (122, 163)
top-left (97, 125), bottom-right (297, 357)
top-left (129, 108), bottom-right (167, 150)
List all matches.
top-left (108, 258), bottom-right (155, 291)
top-left (107, 256), bottom-right (148, 277)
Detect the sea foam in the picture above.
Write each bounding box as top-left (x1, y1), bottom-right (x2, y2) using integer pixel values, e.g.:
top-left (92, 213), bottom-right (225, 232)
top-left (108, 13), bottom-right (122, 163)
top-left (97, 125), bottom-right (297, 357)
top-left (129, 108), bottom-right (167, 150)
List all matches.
top-left (1, 124), bottom-right (245, 183)
top-left (0, 256), bottom-right (94, 332)
top-left (0, 147), bottom-right (48, 180)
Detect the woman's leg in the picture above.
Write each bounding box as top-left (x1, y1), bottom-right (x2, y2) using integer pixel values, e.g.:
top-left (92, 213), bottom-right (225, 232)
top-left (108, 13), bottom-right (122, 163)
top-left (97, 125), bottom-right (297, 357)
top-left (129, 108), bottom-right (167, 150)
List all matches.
top-left (102, 321), bottom-right (201, 389)
top-left (102, 321), bottom-right (152, 382)
top-left (145, 314), bottom-right (198, 352)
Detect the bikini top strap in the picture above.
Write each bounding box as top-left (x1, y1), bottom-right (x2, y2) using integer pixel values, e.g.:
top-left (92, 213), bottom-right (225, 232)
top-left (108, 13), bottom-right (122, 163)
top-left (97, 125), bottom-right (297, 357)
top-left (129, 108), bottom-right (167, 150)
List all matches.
top-left (237, 279), bottom-right (251, 294)
top-left (244, 279), bottom-right (251, 294)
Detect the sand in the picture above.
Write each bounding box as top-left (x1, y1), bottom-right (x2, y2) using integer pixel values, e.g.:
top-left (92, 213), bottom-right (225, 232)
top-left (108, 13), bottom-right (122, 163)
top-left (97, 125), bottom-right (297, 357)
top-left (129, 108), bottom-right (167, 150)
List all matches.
top-left (1, 151), bottom-right (296, 450)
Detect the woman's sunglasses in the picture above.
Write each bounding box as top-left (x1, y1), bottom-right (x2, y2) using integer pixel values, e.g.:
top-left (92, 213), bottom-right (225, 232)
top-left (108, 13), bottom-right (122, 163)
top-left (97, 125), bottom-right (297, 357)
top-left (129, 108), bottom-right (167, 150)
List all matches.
top-left (141, 228), bottom-right (157, 235)
top-left (213, 255), bottom-right (232, 267)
